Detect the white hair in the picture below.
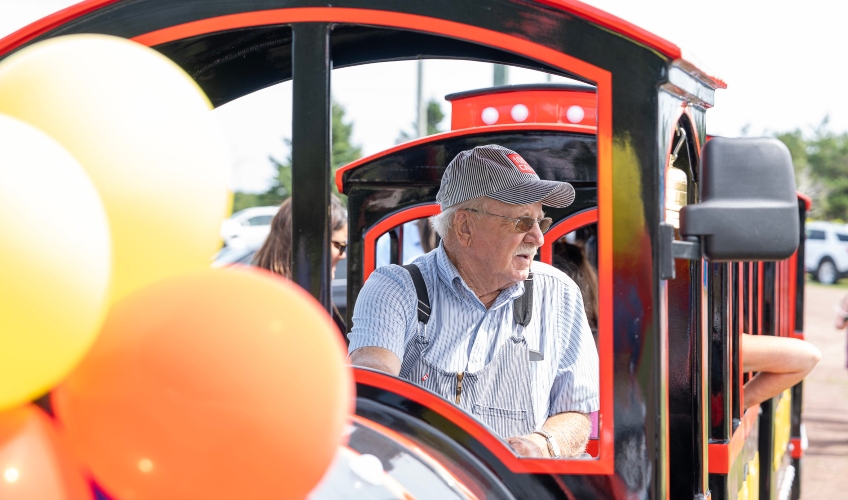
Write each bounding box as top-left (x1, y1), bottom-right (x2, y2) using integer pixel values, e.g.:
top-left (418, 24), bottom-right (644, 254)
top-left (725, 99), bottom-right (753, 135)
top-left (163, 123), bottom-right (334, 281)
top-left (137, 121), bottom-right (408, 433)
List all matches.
top-left (430, 196), bottom-right (488, 239)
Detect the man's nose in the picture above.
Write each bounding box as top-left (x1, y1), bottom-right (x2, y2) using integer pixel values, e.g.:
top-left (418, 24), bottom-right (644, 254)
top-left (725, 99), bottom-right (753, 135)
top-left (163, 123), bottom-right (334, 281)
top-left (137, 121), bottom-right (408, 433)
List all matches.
top-left (525, 222), bottom-right (544, 246)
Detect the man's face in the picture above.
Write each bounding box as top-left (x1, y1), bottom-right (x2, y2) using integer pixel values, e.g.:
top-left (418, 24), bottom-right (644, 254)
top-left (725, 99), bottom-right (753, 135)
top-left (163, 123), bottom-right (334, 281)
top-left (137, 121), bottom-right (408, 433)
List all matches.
top-left (468, 199), bottom-right (545, 286)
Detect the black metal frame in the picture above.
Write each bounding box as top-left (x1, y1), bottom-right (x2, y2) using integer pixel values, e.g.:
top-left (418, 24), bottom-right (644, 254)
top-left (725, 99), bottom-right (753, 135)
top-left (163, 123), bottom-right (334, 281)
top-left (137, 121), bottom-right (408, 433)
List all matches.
top-left (291, 23), bottom-right (333, 309)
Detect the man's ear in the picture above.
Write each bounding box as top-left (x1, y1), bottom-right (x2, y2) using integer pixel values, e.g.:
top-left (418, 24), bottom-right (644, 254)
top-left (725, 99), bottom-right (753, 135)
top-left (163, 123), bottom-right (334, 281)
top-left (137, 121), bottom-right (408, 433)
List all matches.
top-left (454, 210), bottom-right (473, 247)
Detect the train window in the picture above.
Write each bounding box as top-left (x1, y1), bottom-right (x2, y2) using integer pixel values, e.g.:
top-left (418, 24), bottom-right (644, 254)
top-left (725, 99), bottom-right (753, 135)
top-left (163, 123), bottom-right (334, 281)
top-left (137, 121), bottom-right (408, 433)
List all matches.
top-left (375, 218), bottom-right (439, 268)
top-left (327, 25), bottom-right (610, 473)
top-left (345, 98), bottom-right (607, 466)
top-left (551, 223), bottom-right (599, 341)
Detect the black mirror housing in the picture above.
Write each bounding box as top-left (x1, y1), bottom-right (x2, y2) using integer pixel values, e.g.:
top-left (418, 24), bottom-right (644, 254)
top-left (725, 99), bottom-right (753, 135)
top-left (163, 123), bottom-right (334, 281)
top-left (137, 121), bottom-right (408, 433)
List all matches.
top-left (680, 137), bottom-right (799, 261)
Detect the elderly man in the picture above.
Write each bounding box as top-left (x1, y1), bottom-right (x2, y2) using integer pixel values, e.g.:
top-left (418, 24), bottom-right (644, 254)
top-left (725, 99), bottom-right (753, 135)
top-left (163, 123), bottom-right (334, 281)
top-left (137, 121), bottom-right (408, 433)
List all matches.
top-left (348, 144), bottom-right (599, 458)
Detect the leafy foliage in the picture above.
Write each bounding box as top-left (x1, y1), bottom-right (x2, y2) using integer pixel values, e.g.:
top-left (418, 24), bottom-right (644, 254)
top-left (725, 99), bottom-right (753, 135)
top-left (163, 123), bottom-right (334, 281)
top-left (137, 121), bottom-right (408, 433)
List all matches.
top-left (231, 99), bottom-right (361, 213)
top-left (396, 98), bottom-right (446, 143)
top-left (774, 117), bottom-right (848, 221)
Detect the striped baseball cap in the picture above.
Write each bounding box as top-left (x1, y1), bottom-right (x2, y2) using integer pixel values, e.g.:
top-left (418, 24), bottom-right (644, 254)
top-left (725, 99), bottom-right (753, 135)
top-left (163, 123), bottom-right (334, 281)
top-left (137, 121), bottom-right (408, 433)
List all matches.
top-left (436, 144), bottom-right (576, 209)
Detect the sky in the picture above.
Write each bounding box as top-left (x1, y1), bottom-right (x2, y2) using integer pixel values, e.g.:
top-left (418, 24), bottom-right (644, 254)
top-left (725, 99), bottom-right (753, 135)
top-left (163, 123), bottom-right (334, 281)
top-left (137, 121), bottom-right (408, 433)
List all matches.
top-left (1, 0), bottom-right (845, 193)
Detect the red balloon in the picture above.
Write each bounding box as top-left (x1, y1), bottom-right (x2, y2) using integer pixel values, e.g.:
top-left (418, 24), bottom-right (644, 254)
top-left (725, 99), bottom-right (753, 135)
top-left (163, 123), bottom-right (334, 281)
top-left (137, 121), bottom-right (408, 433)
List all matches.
top-left (0, 405), bottom-right (92, 500)
top-left (52, 268), bottom-right (353, 500)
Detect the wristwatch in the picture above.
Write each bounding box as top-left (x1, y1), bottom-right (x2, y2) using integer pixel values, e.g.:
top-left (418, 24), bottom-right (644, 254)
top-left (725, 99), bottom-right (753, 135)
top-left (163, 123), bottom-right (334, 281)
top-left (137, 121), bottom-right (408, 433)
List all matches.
top-left (533, 430), bottom-right (562, 458)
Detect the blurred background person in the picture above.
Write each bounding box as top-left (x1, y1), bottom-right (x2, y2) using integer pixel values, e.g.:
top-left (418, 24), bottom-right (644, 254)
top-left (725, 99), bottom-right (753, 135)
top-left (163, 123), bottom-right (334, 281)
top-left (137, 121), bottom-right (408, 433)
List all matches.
top-left (834, 292), bottom-right (848, 370)
top-left (253, 195), bottom-right (348, 331)
top-left (552, 237), bottom-right (599, 341)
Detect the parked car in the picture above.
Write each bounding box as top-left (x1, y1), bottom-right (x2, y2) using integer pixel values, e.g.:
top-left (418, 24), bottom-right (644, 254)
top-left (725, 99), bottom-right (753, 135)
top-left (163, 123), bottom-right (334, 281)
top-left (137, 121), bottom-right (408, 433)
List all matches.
top-left (219, 205), bottom-right (278, 249)
top-left (805, 220), bottom-right (848, 284)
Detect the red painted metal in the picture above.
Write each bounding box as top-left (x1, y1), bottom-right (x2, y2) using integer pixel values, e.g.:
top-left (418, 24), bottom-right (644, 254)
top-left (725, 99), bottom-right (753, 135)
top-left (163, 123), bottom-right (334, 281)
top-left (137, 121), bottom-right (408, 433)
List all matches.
top-left (797, 191), bottom-right (812, 210)
top-left (0, 0), bottom-right (122, 58)
top-left (362, 204), bottom-right (441, 281)
top-left (447, 88), bottom-right (597, 130)
top-left (539, 208), bottom-right (598, 264)
top-left (708, 403), bottom-right (760, 474)
top-left (790, 437), bottom-right (803, 459)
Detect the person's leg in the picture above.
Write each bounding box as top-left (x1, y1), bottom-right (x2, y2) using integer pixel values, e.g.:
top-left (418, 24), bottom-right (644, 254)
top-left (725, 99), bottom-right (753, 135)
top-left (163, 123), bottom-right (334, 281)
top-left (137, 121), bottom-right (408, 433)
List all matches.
top-left (741, 333), bottom-right (821, 408)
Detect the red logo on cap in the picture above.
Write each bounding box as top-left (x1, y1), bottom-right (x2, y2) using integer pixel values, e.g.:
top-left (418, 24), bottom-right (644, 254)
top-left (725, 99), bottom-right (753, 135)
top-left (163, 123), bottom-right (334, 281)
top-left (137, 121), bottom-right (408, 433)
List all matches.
top-left (507, 153), bottom-right (535, 174)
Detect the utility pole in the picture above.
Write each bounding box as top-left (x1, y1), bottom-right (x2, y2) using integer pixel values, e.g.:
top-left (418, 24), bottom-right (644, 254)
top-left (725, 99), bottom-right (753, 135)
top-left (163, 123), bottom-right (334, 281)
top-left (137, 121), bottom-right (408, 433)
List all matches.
top-left (493, 64), bottom-right (509, 86)
top-left (416, 60), bottom-right (426, 137)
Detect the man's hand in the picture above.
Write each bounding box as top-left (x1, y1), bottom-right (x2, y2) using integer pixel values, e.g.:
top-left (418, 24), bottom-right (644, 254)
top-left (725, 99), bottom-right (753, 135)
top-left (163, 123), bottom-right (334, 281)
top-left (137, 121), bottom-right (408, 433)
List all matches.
top-left (506, 435), bottom-right (544, 457)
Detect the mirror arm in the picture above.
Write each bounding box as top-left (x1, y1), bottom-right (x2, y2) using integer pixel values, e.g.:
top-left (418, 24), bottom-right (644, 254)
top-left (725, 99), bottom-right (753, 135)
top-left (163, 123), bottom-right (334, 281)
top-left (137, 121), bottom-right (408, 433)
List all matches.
top-left (659, 222), bottom-right (701, 280)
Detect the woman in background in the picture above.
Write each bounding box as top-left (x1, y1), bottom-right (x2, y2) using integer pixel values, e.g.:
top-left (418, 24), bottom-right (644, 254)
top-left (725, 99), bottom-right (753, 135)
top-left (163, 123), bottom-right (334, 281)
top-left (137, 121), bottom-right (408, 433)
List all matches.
top-left (552, 238), bottom-right (599, 338)
top-left (253, 195), bottom-right (348, 332)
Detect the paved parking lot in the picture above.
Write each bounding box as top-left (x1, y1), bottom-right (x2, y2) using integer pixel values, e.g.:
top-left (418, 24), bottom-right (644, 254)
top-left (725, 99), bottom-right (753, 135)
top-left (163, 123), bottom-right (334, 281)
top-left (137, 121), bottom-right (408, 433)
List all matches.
top-left (798, 283), bottom-right (848, 499)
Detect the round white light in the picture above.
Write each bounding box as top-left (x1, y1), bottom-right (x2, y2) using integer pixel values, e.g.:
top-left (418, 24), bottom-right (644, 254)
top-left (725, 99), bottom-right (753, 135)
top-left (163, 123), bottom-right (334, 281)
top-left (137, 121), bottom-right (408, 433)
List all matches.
top-left (510, 104), bottom-right (529, 122)
top-left (481, 107), bottom-right (499, 125)
top-left (566, 105), bottom-right (585, 123)
top-left (4, 468), bottom-right (19, 483)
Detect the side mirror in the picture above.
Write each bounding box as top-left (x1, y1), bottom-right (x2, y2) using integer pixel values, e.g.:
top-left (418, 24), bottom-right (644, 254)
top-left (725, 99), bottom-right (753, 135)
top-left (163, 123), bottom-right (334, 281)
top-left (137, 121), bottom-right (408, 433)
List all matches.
top-left (678, 137), bottom-right (799, 262)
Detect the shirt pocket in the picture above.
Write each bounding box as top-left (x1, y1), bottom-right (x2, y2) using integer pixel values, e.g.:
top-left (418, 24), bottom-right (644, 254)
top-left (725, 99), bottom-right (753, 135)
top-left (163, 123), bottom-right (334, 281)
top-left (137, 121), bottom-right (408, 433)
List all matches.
top-left (472, 404), bottom-right (527, 421)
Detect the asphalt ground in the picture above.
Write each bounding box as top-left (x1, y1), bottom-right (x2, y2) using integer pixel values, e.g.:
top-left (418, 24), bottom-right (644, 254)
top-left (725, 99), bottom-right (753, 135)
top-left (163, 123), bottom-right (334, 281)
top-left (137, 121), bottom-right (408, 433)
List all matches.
top-left (798, 282), bottom-right (848, 499)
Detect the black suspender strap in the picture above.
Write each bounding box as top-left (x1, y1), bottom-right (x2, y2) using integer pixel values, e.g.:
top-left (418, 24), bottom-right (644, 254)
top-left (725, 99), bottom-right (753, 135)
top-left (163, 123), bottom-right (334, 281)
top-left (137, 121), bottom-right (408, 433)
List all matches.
top-left (513, 274), bottom-right (533, 327)
top-left (402, 264), bottom-right (431, 324)
top-left (401, 265), bottom-right (533, 327)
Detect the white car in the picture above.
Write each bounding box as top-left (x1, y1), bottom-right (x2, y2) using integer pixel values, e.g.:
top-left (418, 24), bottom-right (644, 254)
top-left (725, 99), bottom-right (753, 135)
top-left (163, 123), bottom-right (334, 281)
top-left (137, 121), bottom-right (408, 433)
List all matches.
top-left (805, 220), bottom-right (848, 285)
top-left (220, 205), bottom-right (279, 249)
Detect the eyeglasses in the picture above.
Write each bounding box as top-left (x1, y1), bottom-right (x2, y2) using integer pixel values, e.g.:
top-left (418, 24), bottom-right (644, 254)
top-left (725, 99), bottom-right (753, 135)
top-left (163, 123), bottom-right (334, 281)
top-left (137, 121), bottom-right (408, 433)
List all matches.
top-left (331, 240), bottom-right (347, 255)
top-left (465, 208), bottom-right (553, 234)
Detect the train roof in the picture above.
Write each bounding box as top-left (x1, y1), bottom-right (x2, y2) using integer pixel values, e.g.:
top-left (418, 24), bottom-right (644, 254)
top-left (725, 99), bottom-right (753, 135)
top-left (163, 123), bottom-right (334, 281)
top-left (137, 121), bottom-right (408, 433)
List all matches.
top-left (0, 0), bottom-right (727, 106)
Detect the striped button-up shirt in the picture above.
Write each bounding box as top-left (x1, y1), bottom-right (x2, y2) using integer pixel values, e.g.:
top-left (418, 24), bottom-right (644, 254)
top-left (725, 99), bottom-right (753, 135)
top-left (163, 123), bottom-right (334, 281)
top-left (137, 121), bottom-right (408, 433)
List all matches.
top-left (349, 243), bottom-right (599, 425)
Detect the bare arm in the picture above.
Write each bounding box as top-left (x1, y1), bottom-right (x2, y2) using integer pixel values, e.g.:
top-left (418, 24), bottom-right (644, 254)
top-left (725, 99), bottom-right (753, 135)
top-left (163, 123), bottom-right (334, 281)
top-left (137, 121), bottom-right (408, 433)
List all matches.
top-left (507, 412), bottom-right (591, 458)
top-left (348, 346), bottom-right (402, 377)
top-left (741, 333), bottom-right (821, 409)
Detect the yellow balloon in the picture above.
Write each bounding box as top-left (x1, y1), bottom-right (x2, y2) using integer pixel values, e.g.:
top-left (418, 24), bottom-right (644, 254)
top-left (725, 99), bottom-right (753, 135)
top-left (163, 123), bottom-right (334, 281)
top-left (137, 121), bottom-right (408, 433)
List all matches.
top-left (0, 114), bottom-right (111, 412)
top-left (0, 34), bottom-right (232, 303)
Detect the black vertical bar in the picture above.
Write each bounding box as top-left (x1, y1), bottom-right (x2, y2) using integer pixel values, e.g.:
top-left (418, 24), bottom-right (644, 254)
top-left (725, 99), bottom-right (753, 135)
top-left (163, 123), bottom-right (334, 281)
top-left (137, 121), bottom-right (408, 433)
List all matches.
top-left (743, 262), bottom-right (750, 336)
top-left (731, 264), bottom-right (741, 428)
top-left (291, 23), bottom-right (332, 310)
top-left (790, 199), bottom-right (808, 500)
top-left (694, 258), bottom-right (708, 500)
top-left (389, 228), bottom-right (400, 265)
top-left (759, 261), bottom-right (778, 500)
top-left (794, 199), bottom-right (807, 334)
top-left (709, 262), bottom-right (730, 440)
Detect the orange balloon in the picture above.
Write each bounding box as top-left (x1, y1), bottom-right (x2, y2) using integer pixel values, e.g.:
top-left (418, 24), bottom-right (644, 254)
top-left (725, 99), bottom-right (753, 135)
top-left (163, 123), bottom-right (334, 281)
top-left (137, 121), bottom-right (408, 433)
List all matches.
top-left (0, 405), bottom-right (92, 500)
top-left (52, 268), bottom-right (353, 500)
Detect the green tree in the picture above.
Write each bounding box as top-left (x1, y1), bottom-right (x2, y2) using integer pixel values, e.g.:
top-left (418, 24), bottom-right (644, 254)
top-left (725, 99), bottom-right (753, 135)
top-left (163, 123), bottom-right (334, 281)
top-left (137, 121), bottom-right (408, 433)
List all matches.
top-left (396, 98), bottom-right (446, 143)
top-left (774, 117), bottom-right (848, 221)
top-left (231, 98), bottom-right (361, 212)
top-left (805, 120), bottom-right (848, 221)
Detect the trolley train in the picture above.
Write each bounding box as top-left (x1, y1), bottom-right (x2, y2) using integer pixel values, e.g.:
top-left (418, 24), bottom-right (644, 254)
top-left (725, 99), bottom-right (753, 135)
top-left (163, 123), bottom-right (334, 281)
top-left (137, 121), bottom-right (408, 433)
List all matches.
top-left (0, 1), bottom-right (808, 498)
